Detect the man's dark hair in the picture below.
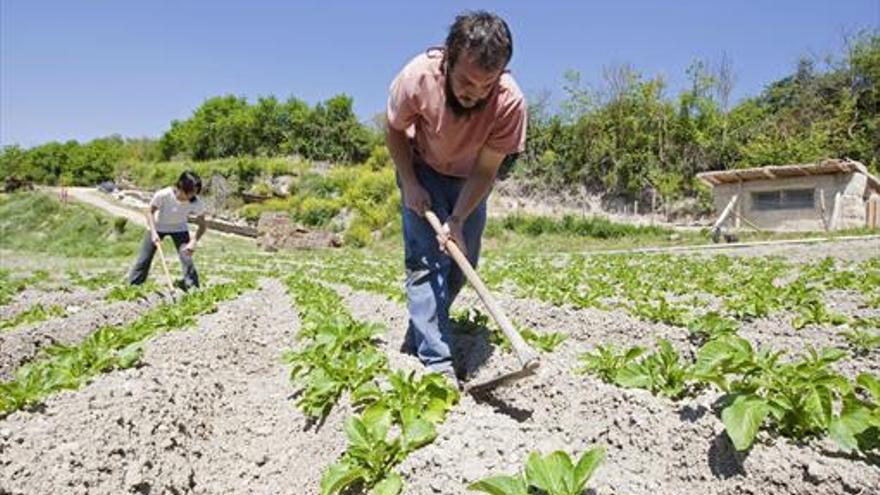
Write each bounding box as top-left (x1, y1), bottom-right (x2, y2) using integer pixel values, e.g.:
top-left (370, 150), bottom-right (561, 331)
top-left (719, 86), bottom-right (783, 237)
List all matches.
top-left (445, 10), bottom-right (513, 72)
top-left (176, 171), bottom-right (202, 196)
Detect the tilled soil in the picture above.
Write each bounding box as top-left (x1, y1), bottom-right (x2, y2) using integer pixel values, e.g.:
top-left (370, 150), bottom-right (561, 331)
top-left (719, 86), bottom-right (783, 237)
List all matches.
top-left (0, 240), bottom-right (877, 495)
top-left (333, 281), bottom-right (880, 495)
top-left (0, 278), bottom-right (349, 495)
top-left (0, 286), bottom-right (100, 321)
top-left (0, 294), bottom-right (168, 381)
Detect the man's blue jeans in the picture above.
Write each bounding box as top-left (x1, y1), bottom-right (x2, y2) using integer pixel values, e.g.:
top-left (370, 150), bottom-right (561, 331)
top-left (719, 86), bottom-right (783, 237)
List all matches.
top-left (400, 163), bottom-right (487, 373)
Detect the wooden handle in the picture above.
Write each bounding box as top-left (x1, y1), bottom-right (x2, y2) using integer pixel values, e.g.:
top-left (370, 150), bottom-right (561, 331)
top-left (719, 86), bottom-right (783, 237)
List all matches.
top-left (424, 211), bottom-right (539, 370)
top-left (155, 240), bottom-right (176, 293)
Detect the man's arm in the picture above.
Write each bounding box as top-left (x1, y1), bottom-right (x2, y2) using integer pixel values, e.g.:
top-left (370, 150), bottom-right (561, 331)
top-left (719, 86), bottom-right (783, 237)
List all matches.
top-left (440, 146), bottom-right (506, 256)
top-left (387, 124), bottom-right (431, 215)
top-left (450, 146), bottom-right (506, 223)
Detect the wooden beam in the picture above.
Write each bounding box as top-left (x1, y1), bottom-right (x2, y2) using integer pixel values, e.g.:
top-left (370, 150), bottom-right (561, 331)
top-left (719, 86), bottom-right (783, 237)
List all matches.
top-left (818, 189), bottom-right (830, 232)
top-left (713, 194), bottom-right (739, 231)
top-left (796, 166), bottom-right (812, 176)
top-left (830, 191), bottom-right (842, 230)
top-left (762, 168), bottom-right (776, 179)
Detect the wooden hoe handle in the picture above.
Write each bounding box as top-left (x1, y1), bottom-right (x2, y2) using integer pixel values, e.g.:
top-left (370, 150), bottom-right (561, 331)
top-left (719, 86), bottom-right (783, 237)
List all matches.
top-left (424, 210), bottom-right (539, 370)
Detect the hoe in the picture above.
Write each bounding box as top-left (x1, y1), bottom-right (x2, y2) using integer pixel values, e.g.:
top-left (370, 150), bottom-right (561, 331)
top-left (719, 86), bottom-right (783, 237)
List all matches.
top-left (425, 210), bottom-right (540, 393)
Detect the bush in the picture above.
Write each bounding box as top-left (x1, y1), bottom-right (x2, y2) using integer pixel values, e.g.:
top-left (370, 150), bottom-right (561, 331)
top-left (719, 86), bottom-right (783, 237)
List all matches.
top-left (239, 197), bottom-right (298, 222)
top-left (297, 196), bottom-right (342, 227)
top-left (344, 221), bottom-right (374, 247)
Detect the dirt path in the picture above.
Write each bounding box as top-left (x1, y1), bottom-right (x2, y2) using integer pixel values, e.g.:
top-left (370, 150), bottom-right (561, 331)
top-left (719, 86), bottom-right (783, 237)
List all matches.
top-left (0, 278), bottom-right (348, 494)
top-left (62, 187), bottom-right (150, 228)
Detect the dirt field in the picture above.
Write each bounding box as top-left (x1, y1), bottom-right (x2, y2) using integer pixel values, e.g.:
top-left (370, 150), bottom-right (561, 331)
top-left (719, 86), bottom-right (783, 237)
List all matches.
top-left (1, 196), bottom-right (878, 495)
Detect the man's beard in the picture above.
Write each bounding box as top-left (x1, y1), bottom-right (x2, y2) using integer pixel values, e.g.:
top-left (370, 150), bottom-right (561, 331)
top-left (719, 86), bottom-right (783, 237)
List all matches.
top-left (445, 74), bottom-right (489, 118)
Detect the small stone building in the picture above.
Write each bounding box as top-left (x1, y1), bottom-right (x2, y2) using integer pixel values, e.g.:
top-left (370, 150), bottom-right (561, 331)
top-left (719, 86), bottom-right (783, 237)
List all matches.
top-left (697, 159), bottom-right (880, 232)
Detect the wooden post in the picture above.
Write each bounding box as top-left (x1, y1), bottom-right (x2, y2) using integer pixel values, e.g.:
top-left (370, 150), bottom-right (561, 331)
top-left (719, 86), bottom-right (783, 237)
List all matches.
top-left (818, 189), bottom-right (830, 232)
top-left (830, 191), bottom-right (842, 230)
top-left (634, 200), bottom-right (639, 216)
top-left (713, 194), bottom-right (739, 231)
top-left (735, 182), bottom-right (743, 229)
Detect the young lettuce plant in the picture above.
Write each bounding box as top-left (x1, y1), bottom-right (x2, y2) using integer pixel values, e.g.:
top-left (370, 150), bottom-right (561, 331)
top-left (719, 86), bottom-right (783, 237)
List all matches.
top-left (791, 299), bottom-right (848, 330)
top-left (352, 369), bottom-right (459, 425)
top-left (686, 311), bottom-right (739, 344)
top-left (469, 447), bottom-right (605, 495)
top-left (837, 328), bottom-right (880, 356)
top-left (577, 344), bottom-right (645, 384)
top-left (0, 303), bottom-right (65, 330)
top-left (830, 373), bottom-right (880, 454)
top-left (321, 404), bottom-right (436, 495)
top-left (520, 328), bottom-right (567, 353)
top-left (693, 336), bottom-right (851, 451)
top-left (614, 339), bottom-right (694, 400)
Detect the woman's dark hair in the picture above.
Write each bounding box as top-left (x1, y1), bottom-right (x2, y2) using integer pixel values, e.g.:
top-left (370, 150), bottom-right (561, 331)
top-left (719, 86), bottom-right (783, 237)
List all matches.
top-left (176, 171), bottom-right (202, 197)
top-left (445, 10), bottom-right (513, 72)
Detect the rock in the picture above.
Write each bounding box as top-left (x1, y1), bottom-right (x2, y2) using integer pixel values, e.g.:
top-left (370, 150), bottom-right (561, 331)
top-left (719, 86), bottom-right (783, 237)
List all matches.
top-left (256, 212), bottom-right (342, 250)
top-left (271, 175), bottom-right (296, 196)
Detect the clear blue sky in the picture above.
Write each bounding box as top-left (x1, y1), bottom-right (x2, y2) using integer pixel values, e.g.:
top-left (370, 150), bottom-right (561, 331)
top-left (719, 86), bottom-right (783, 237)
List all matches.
top-left (2, 1), bottom-right (877, 147)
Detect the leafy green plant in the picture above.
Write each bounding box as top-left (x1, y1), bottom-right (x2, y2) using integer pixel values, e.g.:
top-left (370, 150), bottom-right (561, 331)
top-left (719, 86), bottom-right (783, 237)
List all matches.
top-left (837, 328), bottom-right (880, 356)
top-left (321, 404), bottom-right (436, 495)
top-left (0, 269), bottom-right (52, 305)
top-left (829, 373), bottom-right (880, 454)
top-left (792, 299), bottom-right (849, 330)
top-left (630, 296), bottom-right (688, 326)
top-left (687, 311), bottom-right (738, 343)
top-left (469, 447), bottom-right (605, 495)
top-left (283, 274), bottom-right (389, 417)
top-left (352, 370), bottom-right (459, 425)
top-left (452, 308), bottom-right (507, 348)
top-left (693, 336), bottom-right (851, 451)
top-left (614, 339), bottom-right (694, 399)
top-left (0, 276), bottom-right (256, 415)
top-left (451, 309), bottom-right (565, 353)
top-left (284, 341), bottom-right (387, 418)
top-left (0, 303), bottom-right (65, 330)
top-left (1, 303), bottom-right (64, 329)
top-left (106, 282), bottom-right (159, 302)
top-left (577, 344), bottom-right (645, 383)
top-left (520, 328), bottom-right (567, 353)
top-left (67, 270), bottom-right (120, 290)
top-left (722, 282), bottom-right (781, 320)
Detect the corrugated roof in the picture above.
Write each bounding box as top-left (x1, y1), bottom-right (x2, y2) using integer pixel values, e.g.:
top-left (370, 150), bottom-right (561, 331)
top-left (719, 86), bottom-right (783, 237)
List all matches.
top-left (696, 159), bottom-right (880, 192)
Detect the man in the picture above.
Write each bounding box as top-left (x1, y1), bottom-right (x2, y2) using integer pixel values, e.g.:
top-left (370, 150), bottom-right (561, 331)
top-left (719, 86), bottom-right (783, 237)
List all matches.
top-left (128, 171), bottom-right (207, 291)
top-left (385, 11), bottom-right (527, 387)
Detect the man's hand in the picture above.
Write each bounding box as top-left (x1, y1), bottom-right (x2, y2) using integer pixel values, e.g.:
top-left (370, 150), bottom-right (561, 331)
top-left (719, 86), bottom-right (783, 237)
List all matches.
top-left (402, 180), bottom-right (431, 216)
top-left (182, 240), bottom-right (197, 256)
top-left (437, 215), bottom-right (467, 257)
top-left (151, 231), bottom-right (161, 245)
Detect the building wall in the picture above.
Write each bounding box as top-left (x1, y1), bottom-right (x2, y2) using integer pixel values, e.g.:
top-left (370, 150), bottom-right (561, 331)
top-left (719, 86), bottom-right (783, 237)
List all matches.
top-left (711, 173), bottom-right (866, 231)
